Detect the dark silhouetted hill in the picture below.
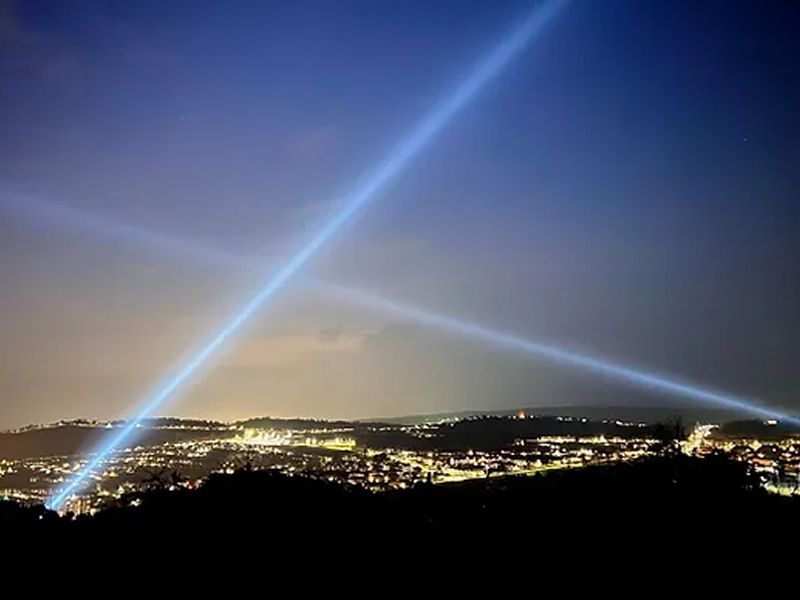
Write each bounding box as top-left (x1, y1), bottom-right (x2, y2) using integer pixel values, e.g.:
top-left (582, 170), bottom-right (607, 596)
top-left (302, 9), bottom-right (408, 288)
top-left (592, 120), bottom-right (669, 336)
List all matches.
top-left (0, 425), bottom-right (234, 459)
top-left (355, 415), bottom-right (657, 450)
top-left (710, 419), bottom-right (800, 440)
top-left (4, 453), bottom-right (798, 548)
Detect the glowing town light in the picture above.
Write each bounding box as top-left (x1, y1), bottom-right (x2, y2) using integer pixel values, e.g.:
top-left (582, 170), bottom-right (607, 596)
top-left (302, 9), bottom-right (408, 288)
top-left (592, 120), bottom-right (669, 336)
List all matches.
top-left (45, 0), bottom-right (568, 510)
top-left (318, 283), bottom-right (800, 428)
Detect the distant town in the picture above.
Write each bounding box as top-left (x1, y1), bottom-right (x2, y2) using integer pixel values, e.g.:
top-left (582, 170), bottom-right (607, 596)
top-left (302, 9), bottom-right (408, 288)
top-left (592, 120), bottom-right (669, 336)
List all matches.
top-left (1, 408), bottom-right (798, 515)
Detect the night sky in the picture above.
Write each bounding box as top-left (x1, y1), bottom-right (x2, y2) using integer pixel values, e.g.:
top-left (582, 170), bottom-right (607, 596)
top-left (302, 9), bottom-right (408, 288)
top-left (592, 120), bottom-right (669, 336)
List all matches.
top-left (1, 0), bottom-right (798, 429)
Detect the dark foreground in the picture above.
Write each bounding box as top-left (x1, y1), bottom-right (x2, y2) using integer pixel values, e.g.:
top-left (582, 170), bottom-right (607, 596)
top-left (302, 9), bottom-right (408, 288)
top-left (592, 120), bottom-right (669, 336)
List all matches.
top-left (4, 454), bottom-right (798, 549)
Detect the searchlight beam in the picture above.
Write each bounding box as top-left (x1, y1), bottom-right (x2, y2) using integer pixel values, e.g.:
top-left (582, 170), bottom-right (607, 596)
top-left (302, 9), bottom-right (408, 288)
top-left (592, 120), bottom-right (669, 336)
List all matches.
top-left (45, 0), bottom-right (568, 510)
top-left (8, 195), bottom-right (796, 459)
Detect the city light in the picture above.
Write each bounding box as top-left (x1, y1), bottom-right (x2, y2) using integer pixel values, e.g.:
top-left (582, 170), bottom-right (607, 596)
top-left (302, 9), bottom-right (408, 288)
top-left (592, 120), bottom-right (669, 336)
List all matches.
top-left (45, 0), bottom-right (568, 510)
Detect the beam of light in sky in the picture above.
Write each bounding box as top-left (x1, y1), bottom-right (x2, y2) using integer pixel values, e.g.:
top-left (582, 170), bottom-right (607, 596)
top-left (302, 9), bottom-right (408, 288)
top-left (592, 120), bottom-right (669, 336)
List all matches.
top-left (317, 283), bottom-right (800, 428)
top-left (0, 190), bottom-right (246, 271)
top-left (44, 0), bottom-right (568, 510)
top-left (7, 190), bottom-right (798, 453)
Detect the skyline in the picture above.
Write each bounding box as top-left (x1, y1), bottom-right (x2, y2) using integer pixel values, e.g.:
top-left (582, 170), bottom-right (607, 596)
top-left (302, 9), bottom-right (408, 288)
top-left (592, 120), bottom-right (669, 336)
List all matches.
top-left (2, 0), bottom-right (799, 431)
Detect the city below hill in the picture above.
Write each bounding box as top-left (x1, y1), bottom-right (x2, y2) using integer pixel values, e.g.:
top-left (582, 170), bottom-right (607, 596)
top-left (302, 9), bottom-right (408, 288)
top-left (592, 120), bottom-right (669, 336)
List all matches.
top-left (2, 406), bottom-right (798, 461)
top-left (4, 454), bottom-right (799, 546)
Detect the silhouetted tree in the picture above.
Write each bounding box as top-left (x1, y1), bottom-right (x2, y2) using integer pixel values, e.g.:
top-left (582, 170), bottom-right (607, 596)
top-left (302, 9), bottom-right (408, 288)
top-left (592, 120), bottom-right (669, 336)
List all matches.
top-left (140, 467), bottom-right (184, 491)
top-left (652, 417), bottom-right (686, 457)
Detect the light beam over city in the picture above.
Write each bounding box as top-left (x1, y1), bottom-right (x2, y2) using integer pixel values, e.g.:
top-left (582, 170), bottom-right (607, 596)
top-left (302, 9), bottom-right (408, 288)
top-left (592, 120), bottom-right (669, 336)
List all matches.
top-left (3, 1), bottom-right (799, 542)
top-left (4, 194), bottom-right (797, 446)
top-left (317, 283), bottom-right (800, 428)
top-left (45, 0), bottom-right (568, 510)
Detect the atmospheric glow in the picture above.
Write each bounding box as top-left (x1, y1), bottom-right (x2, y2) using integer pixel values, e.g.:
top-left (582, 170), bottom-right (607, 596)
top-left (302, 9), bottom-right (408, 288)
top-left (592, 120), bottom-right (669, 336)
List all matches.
top-left (13, 193), bottom-right (797, 438)
top-left (8, 175), bottom-right (800, 474)
top-left (8, 161), bottom-right (799, 465)
top-left (45, 0), bottom-right (567, 510)
top-left (316, 283), bottom-right (800, 427)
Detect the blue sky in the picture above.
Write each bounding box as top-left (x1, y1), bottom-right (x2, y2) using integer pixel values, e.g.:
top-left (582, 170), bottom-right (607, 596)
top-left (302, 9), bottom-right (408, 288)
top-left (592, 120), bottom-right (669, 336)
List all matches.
top-left (1, 1), bottom-right (798, 427)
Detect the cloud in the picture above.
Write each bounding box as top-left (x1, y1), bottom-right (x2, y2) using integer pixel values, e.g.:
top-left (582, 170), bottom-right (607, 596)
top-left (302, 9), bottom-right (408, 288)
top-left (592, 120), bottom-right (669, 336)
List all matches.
top-left (224, 327), bottom-right (370, 368)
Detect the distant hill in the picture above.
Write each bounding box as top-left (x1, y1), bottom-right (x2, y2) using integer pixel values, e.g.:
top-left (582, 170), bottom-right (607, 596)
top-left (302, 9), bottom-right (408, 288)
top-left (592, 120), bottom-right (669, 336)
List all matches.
top-left (372, 405), bottom-right (752, 425)
top-left (711, 419), bottom-right (800, 440)
top-left (235, 416), bottom-right (390, 431)
top-left (4, 405), bottom-right (797, 461)
top-left (6, 417), bottom-right (228, 433)
top-left (0, 425), bottom-right (234, 460)
top-left (354, 414), bottom-right (658, 451)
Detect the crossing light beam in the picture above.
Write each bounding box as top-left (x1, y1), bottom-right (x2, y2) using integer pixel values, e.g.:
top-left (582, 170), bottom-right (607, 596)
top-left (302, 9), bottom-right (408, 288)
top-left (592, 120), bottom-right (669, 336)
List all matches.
top-left (45, 0), bottom-right (569, 510)
top-left (14, 194), bottom-right (797, 475)
top-left (317, 283), bottom-right (800, 428)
